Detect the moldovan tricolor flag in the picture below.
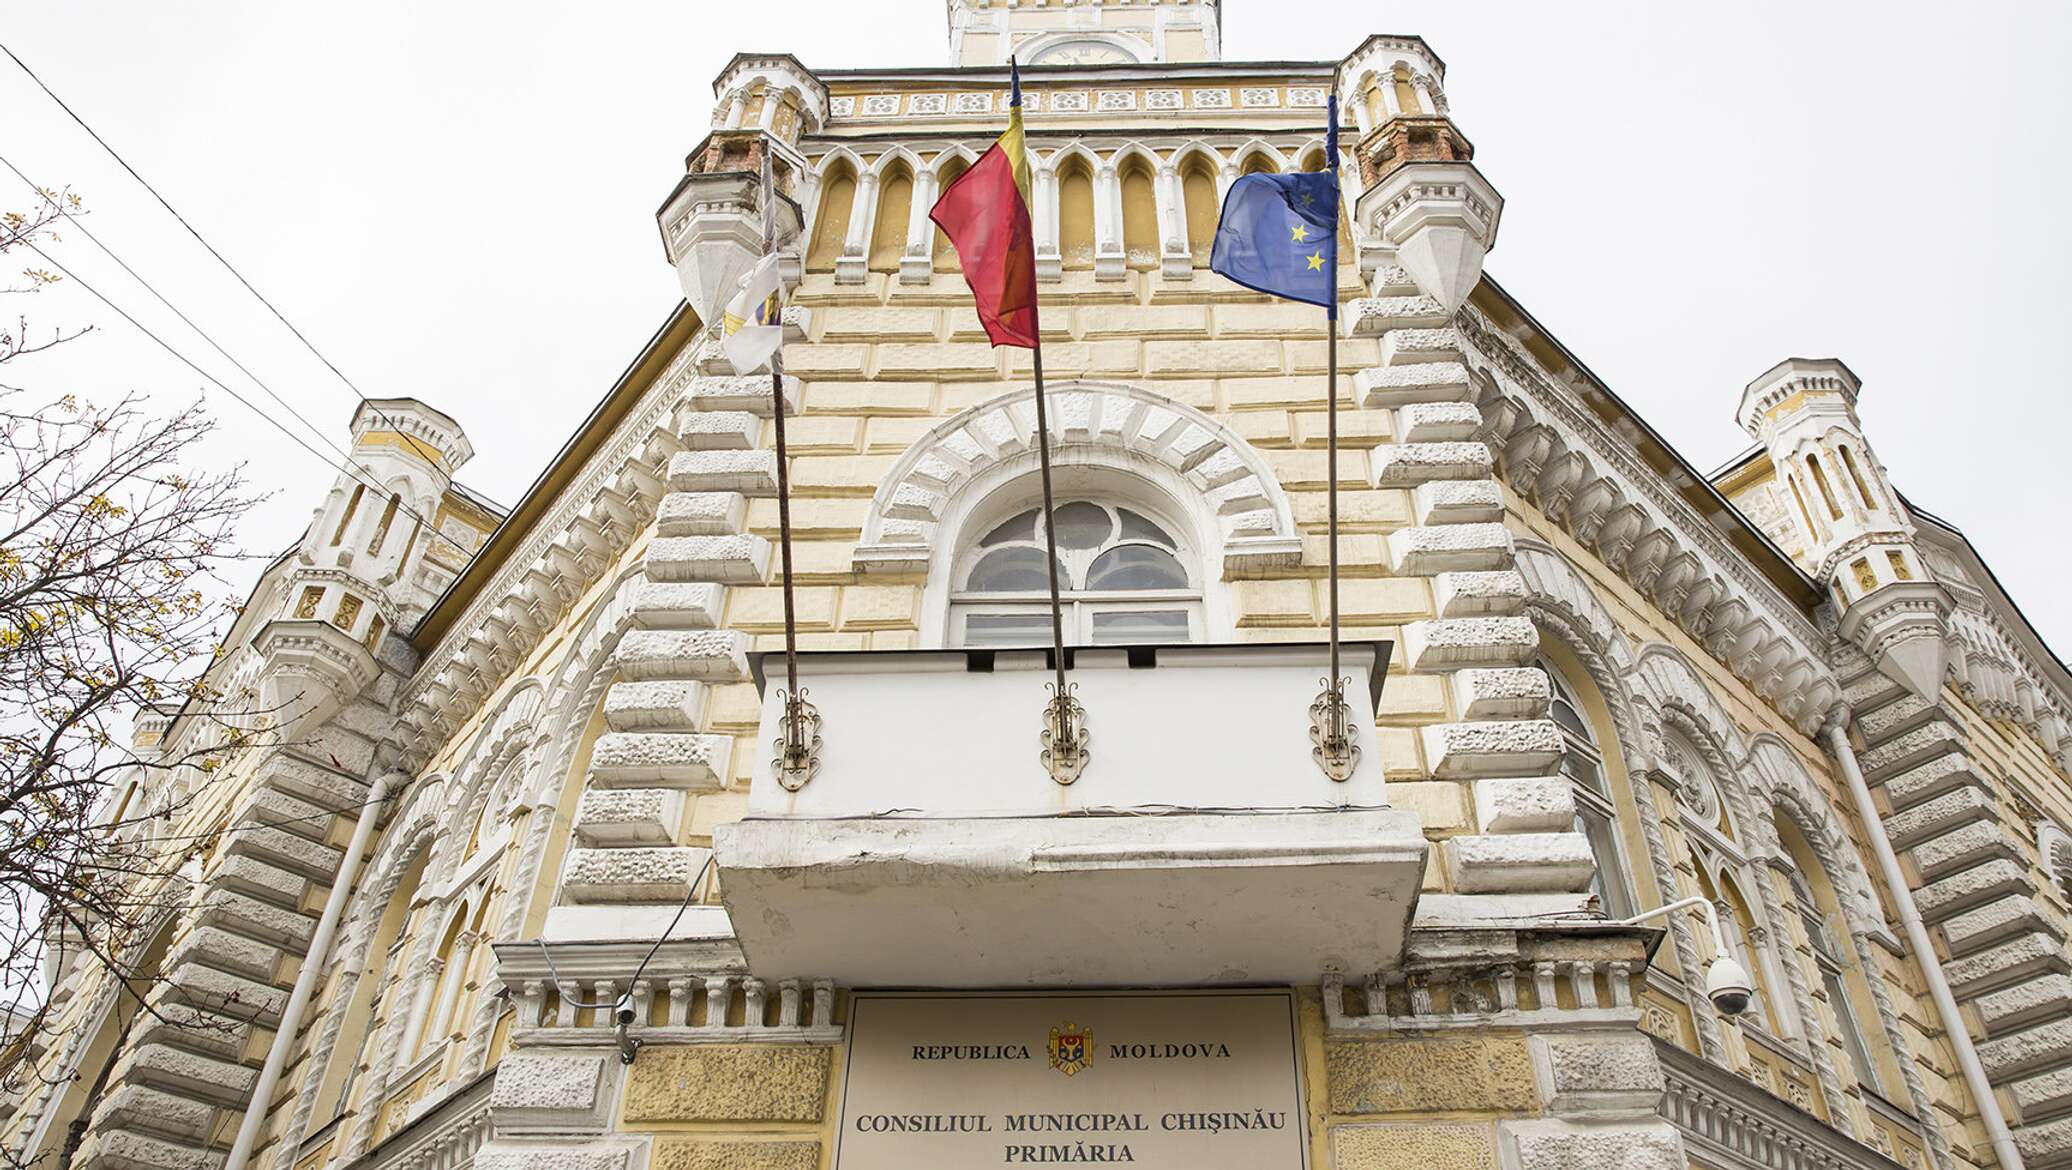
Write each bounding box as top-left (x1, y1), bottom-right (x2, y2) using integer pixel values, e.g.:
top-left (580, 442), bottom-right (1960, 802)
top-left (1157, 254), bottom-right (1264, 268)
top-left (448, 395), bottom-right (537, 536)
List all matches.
top-left (930, 59), bottom-right (1039, 348)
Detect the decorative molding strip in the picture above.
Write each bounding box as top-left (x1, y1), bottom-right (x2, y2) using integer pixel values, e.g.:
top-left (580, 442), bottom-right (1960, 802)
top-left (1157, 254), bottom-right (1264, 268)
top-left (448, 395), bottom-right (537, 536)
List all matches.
top-left (1657, 1041), bottom-right (1918, 1170)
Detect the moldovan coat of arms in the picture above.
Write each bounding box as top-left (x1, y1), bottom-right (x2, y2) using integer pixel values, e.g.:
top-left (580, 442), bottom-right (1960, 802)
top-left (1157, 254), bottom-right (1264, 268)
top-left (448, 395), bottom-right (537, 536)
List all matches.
top-left (1048, 1022), bottom-right (1093, 1076)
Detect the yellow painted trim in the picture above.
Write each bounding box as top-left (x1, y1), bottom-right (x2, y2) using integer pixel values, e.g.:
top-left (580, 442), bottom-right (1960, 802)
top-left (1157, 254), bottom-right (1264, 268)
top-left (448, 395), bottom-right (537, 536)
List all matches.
top-left (356, 430), bottom-right (449, 470)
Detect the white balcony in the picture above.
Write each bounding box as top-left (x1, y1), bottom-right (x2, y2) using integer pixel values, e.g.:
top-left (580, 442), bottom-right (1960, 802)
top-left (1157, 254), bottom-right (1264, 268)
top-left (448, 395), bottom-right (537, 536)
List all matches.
top-left (713, 641), bottom-right (1427, 987)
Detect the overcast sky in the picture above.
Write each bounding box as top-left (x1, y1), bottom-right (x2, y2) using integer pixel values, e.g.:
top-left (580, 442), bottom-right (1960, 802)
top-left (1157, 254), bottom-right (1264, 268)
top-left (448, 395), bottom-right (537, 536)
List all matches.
top-left (6, 1), bottom-right (2069, 656)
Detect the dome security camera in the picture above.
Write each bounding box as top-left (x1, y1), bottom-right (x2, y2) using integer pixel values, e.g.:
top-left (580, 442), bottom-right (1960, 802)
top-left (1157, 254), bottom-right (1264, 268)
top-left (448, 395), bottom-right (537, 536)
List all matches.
top-left (1705, 955), bottom-right (1754, 1018)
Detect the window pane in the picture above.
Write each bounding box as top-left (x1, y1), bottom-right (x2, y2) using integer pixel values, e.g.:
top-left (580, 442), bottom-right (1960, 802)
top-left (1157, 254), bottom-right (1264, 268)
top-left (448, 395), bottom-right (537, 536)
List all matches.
top-left (1090, 610), bottom-right (1189, 644)
top-left (1560, 750), bottom-right (1606, 797)
top-left (1085, 545), bottom-right (1187, 590)
top-left (966, 546), bottom-right (1065, 592)
top-left (1823, 968), bottom-right (1880, 1094)
top-left (1574, 807), bottom-right (1632, 918)
top-left (963, 612), bottom-right (1054, 647)
top-left (980, 510), bottom-right (1038, 546)
top-left (1050, 501), bottom-right (1113, 550)
top-left (1117, 508), bottom-right (1175, 547)
top-left (1549, 697), bottom-right (1593, 745)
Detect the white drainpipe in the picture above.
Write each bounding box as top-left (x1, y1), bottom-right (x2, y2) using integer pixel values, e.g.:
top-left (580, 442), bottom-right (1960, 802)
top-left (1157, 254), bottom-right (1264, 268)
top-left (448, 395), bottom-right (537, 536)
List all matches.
top-left (1826, 715), bottom-right (2026, 1170)
top-left (223, 767), bottom-right (397, 1170)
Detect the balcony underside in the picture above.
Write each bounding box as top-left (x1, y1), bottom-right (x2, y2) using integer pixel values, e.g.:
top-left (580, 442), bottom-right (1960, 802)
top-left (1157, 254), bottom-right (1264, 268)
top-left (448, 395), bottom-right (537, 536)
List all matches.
top-left (717, 807), bottom-right (1426, 987)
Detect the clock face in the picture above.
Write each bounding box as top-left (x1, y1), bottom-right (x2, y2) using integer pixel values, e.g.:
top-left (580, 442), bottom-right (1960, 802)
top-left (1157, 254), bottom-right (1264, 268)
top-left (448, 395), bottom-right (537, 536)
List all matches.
top-left (1033, 39), bottom-right (1133, 66)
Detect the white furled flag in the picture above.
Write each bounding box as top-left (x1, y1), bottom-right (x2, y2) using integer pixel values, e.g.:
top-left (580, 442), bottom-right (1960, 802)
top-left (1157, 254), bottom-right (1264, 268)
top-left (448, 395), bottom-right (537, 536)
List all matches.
top-left (720, 253), bottom-right (784, 375)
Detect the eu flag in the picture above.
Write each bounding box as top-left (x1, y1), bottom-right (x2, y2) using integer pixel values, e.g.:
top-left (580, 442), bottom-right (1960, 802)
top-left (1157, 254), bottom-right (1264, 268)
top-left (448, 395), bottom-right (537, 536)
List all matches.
top-left (1209, 171), bottom-right (1339, 310)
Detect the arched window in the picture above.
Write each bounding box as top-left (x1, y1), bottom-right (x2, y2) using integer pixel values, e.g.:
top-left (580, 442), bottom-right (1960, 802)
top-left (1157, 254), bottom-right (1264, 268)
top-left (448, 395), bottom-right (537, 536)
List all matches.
top-left (932, 158), bottom-right (970, 271)
top-left (950, 500), bottom-right (1200, 647)
top-left (1785, 474), bottom-right (1822, 542)
top-left (1544, 656), bottom-right (1635, 917)
top-left (868, 161), bottom-right (914, 273)
top-left (1807, 454), bottom-right (1844, 521)
top-left (1118, 158), bottom-right (1159, 270)
top-left (313, 847), bottom-right (429, 1122)
top-left (1697, 866), bottom-right (1781, 1033)
top-left (1179, 154), bottom-right (1218, 266)
top-left (1837, 445), bottom-right (1878, 513)
top-left (1238, 150), bottom-right (1279, 177)
top-left (1057, 158), bottom-right (1097, 271)
top-left (806, 161), bottom-right (857, 272)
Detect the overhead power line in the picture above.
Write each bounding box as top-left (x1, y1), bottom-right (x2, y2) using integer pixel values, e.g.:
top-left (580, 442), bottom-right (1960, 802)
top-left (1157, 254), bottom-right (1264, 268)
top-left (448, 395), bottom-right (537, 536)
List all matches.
top-left (0, 38), bottom-right (375, 404)
top-left (0, 46), bottom-right (483, 560)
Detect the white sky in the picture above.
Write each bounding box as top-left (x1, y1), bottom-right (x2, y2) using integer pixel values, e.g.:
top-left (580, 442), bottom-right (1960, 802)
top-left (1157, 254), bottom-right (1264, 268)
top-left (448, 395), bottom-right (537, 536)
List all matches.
top-left (5, 1), bottom-right (2069, 655)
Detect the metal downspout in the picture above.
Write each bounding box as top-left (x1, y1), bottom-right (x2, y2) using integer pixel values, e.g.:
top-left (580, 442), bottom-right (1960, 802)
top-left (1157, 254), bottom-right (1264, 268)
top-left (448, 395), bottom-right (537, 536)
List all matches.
top-left (222, 766), bottom-right (397, 1170)
top-left (1825, 712), bottom-right (2026, 1170)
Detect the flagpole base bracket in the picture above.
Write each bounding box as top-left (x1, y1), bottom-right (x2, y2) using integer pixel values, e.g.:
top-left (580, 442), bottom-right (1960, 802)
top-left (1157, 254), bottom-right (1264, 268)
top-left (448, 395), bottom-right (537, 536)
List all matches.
top-left (772, 689), bottom-right (823, 792)
top-left (1310, 679), bottom-right (1360, 782)
top-left (1041, 684), bottom-right (1091, 786)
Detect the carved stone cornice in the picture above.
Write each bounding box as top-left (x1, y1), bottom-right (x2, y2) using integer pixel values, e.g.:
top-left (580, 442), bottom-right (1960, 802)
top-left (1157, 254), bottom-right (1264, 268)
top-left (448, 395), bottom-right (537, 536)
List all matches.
top-left (1456, 306), bottom-right (1840, 733)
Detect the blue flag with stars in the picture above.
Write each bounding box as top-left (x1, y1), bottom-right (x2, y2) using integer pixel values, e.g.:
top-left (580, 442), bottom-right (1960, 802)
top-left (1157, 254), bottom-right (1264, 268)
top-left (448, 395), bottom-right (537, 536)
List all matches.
top-left (1209, 170), bottom-right (1339, 310)
top-left (1211, 99), bottom-right (1340, 312)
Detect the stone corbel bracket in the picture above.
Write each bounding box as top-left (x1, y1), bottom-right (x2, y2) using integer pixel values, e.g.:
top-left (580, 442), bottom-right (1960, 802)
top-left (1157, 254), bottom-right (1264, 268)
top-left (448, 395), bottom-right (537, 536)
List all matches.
top-left (853, 381), bottom-right (1303, 579)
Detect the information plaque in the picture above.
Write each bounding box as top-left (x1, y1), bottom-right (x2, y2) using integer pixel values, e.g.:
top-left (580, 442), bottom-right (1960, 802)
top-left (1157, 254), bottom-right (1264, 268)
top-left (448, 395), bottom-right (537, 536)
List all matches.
top-left (835, 990), bottom-right (1308, 1169)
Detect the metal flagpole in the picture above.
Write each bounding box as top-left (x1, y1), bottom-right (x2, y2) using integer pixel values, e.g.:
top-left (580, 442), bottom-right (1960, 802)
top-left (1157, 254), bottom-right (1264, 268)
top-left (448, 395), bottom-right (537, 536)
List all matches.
top-left (1029, 282), bottom-right (1086, 782)
top-left (764, 149), bottom-right (819, 792)
top-left (1312, 93), bottom-right (1357, 781)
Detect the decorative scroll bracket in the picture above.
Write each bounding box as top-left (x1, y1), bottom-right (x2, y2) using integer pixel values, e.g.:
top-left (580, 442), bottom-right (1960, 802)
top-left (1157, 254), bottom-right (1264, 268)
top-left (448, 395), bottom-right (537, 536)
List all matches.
top-left (1041, 683), bottom-right (1090, 786)
top-left (1310, 677), bottom-right (1359, 782)
top-left (772, 688), bottom-right (823, 792)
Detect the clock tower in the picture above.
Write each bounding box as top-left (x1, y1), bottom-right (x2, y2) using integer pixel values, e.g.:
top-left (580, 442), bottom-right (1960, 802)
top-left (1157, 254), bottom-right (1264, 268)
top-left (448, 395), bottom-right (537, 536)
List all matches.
top-left (948, 0), bottom-right (1222, 66)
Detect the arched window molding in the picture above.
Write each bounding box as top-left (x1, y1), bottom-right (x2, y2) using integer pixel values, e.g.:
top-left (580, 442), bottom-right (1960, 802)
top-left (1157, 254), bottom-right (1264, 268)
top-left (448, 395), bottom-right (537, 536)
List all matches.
top-left (855, 382), bottom-right (1302, 608)
top-left (1749, 736), bottom-right (1951, 1164)
top-left (947, 482), bottom-right (1207, 647)
top-left (2042, 820), bottom-right (2072, 905)
top-left (1541, 650), bottom-right (1639, 919)
top-left (1515, 541), bottom-right (1729, 1062)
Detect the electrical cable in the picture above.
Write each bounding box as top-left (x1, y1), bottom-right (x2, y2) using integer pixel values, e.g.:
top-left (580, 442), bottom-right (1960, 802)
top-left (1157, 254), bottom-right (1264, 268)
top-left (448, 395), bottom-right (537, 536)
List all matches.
top-left (0, 47), bottom-right (486, 556)
top-left (0, 156), bottom-right (474, 559)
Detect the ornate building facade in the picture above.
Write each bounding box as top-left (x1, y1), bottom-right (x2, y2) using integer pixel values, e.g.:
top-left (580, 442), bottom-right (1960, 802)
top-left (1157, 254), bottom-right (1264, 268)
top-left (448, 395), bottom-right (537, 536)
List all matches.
top-left (12, 2), bottom-right (2072, 1169)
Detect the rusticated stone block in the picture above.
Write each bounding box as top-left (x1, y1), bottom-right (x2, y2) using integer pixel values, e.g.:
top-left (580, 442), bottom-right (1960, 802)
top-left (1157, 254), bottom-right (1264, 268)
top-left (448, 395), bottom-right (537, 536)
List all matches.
top-left (93, 1084), bottom-right (215, 1142)
top-left (684, 373), bottom-right (800, 417)
top-left (475, 1147), bottom-right (630, 1170)
top-left (1499, 1119), bottom-right (1685, 1170)
top-left (1977, 1017), bottom-right (2072, 1080)
top-left (604, 680), bottom-right (708, 732)
top-left (73, 1127), bottom-right (223, 1170)
top-left (222, 824), bottom-right (342, 880)
top-left (677, 410), bottom-right (759, 450)
top-left (1942, 894), bottom-right (2058, 956)
top-left (1858, 722), bottom-right (1964, 783)
top-left (1414, 479), bottom-right (1503, 524)
top-left (574, 787), bottom-right (687, 847)
top-left (1403, 617), bottom-right (1539, 671)
top-left (1446, 832), bottom-right (1596, 894)
top-left (1334, 1121), bottom-right (1495, 1169)
top-left (1455, 667), bottom-right (1551, 719)
top-left (629, 581), bottom-right (726, 630)
top-left (1881, 751), bottom-right (1980, 809)
top-left (646, 535), bottom-right (772, 584)
top-left (2014, 1113), bottom-right (2072, 1164)
top-left (123, 1042), bottom-right (257, 1106)
top-left (167, 925), bottom-right (280, 982)
top-left (1380, 327), bottom-right (1465, 366)
top-left (1976, 973), bottom-right (2072, 1035)
top-left (559, 846), bottom-right (713, 904)
top-left (612, 630), bottom-right (750, 682)
top-left (1325, 1036), bottom-right (1536, 1114)
top-left (1434, 570), bottom-right (1528, 617)
top-left (213, 855), bottom-right (308, 907)
top-left (651, 1139), bottom-right (822, 1170)
top-left (1344, 298), bottom-right (1452, 339)
top-left (1944, 932), bottom-right (2072, 998)
top-left (193, 888), bottom-right (313, 950)
top-left (1536, 1033), bottom-right (1665, 1116)
top-left (1421, 720), bottom-right (1564, 778)
top-left (1388, 523), bottom-right (1515, 575)
top-left (163, 962), bottom-right (287, 1025)
top-left (1395, 403), bottom-right (1483, 446)
top-left (1884, 785), bottom-right (1997, 848)
top-left (1909, 819), bottom-right (2019, 882)
top-left (586, 732), bottom-right (731, 789)
top-left (622, 1045), bottom-right (832, 1122)
top-left (656, 492), bottom-right (748, 537)
top-left (1370, 441), bottom-right (1493, 486)
top-left (1914, 858), bottom-right (2029, 922)
top-left (2012, 1068), bottom-right (2072, 1125)
top-left (1474, 777), bottom-right (1575, 834)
